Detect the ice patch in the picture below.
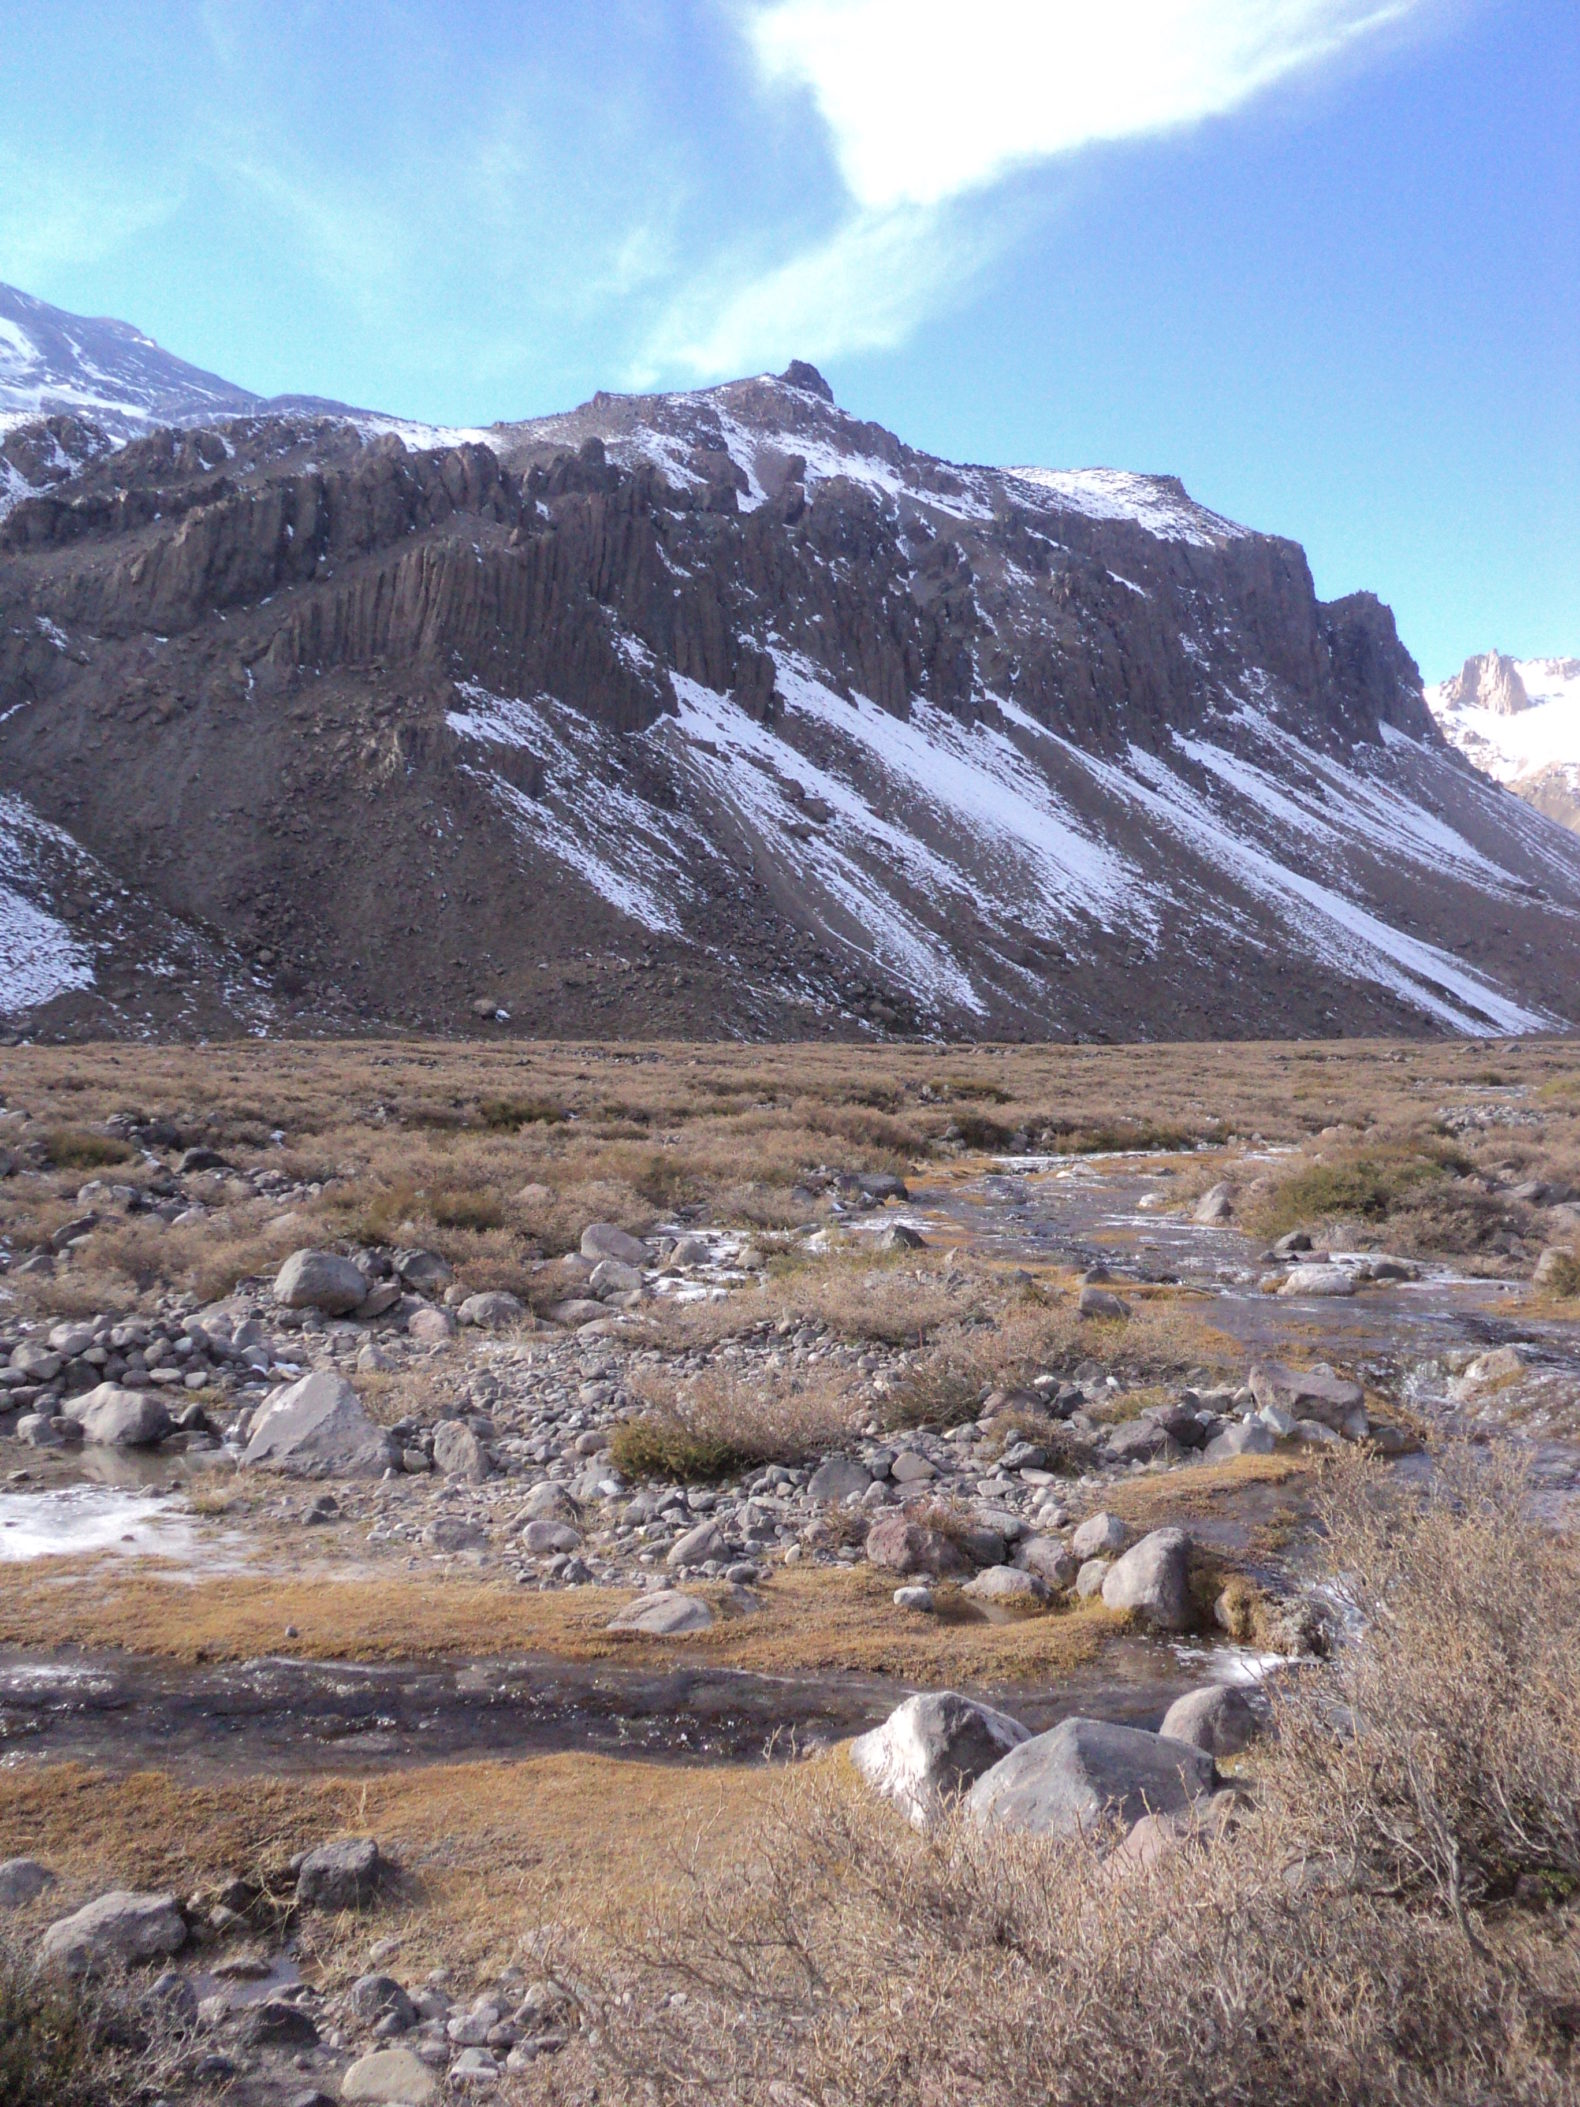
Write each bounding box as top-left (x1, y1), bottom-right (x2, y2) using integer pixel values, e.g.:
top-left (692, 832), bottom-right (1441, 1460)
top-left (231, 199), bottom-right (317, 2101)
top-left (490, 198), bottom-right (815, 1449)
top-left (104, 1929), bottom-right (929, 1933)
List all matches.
top-left (0, 1486), bottom-right (197, 1564)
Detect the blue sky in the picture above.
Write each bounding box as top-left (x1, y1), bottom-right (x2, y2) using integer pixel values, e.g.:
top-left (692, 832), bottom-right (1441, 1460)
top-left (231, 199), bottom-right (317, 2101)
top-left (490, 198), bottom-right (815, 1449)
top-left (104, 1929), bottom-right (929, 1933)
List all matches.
top-left (1, 0), bottom-right (1573, 679)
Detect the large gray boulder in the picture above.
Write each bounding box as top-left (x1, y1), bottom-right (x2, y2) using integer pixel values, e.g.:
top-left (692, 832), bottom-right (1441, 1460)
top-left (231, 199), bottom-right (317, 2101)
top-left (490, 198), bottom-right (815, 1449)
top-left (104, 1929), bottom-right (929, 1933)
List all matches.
top-left (966, 1717), bottom-right (1216, 1839)
top-left (40, 1890), bottom-right (186, 1974)
top-left (1279, 1265), bottom-right (1357, 1299)
top-left (581, 1223), bottom-right (648, 1268)
top-left (1101, 1528), bottom-right (1194, 1631)
top-left (1159, 1684), bottom-right (1260, 1756)
top-left (341, 2046), bottom-right (438, 2104)
top-left (1249, 1360), bottom-right (1367, 1437)
top-left (607, 1590), bottom-right (713, 1635)
top-left (273, 1249), bottom-right (370, 1315)
top-left (242, 1371), bottom-right (396, 1478)
top-left (666, 1518), bottom-right (725, 1568)
top-left (66, 1383), bottom-right (170, 1448)
top-left (851, 1692), bottom-right (1030, 1826)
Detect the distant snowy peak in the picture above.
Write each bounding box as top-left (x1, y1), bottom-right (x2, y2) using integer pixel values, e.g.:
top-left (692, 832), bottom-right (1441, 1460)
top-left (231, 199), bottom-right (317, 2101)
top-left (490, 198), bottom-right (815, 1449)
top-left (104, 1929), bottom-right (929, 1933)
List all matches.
top-left (1427, 650), bottom-right (1580, 835)
top-left (0, 281), bottom-right (260, 438)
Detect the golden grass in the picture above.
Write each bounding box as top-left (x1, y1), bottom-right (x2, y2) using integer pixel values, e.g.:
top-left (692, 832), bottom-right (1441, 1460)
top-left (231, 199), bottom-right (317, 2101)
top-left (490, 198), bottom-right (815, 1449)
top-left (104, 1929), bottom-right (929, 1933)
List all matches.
top-left (0, 1752), bottom-right (785, 1985)
top-left (4, 1035), bottom-right (1578, 1316)
top-left (0, 1561), bottom-right (1116, 1685)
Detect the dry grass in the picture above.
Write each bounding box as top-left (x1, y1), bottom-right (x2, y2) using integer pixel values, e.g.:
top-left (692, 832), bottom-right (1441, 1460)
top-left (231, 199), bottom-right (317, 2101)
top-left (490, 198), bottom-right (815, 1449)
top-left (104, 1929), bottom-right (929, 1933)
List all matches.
top-left (5, 1036), bottom-right (1580, 1318)
top-left (609, 1366), bottom-right (862, 1480)
top-left (513, 1446), bottom-right (1580, 2107)
top-left (0, 1561), bottom-right (1115, 1685)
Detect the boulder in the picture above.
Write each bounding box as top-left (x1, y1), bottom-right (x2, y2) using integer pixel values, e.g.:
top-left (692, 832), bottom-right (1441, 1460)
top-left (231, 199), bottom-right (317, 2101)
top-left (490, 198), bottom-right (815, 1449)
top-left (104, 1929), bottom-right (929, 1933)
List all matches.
top-left (521, 1519), bottom-right (581, 1554)
top-left (296, 1837), bottom-right (384, 1910)
top-left (1193, 1182), bottom-right (1234, 1224)
top-left (406, 1305), bottom-right (457, 1343)
top-left (521, 1481), bottom-right (581, 1523)
top-left (350, 1974), bottom-right (418, 2030)
top-left (0, 1858), bottom-right (55, 1909)
top-left (966, 1717), bottom-right (1216, 1839)
top-left (548, 1299), bottom-right (611, 1328)
top-left (1101, 1527), bottom-right (1193, 1631)
top-left (1279, 1264), bottom-right (1357, 1298)
top-left (242, 1372), bottom-right (396, 1478)
top-left (1070, 1512), bottom-right (1127, 1561)
top-left (355, 1280), bottom-right (403, 1320)
top-left (962, 1565), bottom-right (1047, 1606)
top-left (1249, 1360), bottom-right (1366, 1438)
top-left (1075, 1557), bottom-right (1112, 1597)
top-left (667, 1518), bottom-right (725, 1568)
top-left (1078, 1285), bottom-right (1131, 1319)
top-left (273, 1249), bottom-right (369, 1315)
top-left (588, 1258), bottom-right (644, 1296)
top-left (1159, 1684), bottom-right (1260, 1756)
top-left (459, 1291), bottom-right (525, 1328)
top-left (850, 1692), bottom-right (1030, 1826)
top-left (581, 1223), bottom-right (648, 1267)
top-left (394, 1249), bottom-right (453, 1295)
top-left (340, 2047), bottom-right (439, 2104)
top-left (1018, 1536), bottom-right (1076, 1589)
top-left (808, 1457), bottom-right (872, 1502)
top-left (1105, 1419), bottom-right (1182, 1466)
top-left (607, 1590), bottom-right (713, 1635)
top-left (874, 1221), bottom-right (926, 1252)
top-left (888, 1451), bottom-right (936, 1485)
top-left (67, 1383), bottom-right (171, 1448)
top-left (1534, 1245), bottom-right (1577, 1290)
top-left (41, 1891), bottom-right (186, 1974)
top-left (431, 1421), bottom-right (488, 1480)
top-left (864, 1514), bottom-right (972, 1578)
top-left (1203, 1418), bottom-right (1278, 1462)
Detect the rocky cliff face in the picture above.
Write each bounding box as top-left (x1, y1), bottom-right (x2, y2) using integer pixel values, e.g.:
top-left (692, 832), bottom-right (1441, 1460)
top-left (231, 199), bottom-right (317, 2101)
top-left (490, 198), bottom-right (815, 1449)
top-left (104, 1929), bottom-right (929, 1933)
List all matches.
top-left (2, 310), bottom-right (1579, 1043)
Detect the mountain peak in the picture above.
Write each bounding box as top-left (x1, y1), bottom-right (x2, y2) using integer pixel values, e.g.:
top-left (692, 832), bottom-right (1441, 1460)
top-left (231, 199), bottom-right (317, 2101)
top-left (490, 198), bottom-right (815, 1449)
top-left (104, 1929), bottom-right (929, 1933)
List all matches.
top-left (777, 359), bottom-right (835, 404)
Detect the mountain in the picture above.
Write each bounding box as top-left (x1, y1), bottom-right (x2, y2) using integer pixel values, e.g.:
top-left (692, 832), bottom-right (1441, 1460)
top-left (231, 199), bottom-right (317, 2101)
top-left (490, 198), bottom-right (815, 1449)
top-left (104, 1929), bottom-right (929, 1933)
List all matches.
top-left (1426, 651), bottom-right (1580, 836)
top-left (2, 289), bottom-right (1579, 1045)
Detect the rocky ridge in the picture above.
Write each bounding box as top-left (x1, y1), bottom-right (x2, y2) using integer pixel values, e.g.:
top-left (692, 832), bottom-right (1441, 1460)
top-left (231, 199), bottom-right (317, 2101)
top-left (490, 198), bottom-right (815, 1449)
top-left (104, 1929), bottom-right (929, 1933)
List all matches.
top-left (3, 285), bottom-right (1580, 1041)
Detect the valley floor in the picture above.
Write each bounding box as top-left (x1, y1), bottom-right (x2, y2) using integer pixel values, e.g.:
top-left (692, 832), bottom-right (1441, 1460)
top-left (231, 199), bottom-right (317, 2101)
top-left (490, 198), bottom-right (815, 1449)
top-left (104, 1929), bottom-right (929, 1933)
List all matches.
top-left (1, 1035), bottom-right (1578, 2103)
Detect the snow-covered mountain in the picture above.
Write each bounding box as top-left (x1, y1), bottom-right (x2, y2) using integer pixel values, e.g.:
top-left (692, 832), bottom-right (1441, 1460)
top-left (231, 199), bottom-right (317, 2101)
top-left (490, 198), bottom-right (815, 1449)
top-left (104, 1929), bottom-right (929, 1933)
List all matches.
top-left (1427, 651), bottom-right (1580, 835)
top-left (2, 288), bottom-right (1579, 1043)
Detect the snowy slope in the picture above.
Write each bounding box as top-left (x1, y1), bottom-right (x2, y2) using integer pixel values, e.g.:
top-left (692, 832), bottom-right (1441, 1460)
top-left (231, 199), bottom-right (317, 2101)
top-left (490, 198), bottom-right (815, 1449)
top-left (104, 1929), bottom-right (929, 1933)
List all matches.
top-left (1427, 653), bottom-right (1580, 834)
top-left (0, 282), bottom-right (261, 437)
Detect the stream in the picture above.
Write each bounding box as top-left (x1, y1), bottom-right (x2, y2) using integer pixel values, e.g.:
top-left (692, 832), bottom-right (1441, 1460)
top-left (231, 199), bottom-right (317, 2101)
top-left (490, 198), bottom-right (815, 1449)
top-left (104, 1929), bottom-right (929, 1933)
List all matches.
top-left (3, 1150), bottom-right (1575, 1784)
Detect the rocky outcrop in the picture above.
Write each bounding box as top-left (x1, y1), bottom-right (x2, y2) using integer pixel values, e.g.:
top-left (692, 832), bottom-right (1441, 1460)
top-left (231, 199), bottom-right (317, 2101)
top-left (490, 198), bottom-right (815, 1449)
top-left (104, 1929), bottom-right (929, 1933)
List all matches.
top-left (4, 292), bottom-right (1580, 1044)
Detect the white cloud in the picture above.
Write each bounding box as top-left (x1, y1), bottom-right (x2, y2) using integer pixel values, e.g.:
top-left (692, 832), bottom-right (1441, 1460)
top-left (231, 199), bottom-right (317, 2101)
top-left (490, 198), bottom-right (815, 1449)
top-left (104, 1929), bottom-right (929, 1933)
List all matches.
top-left (639, 0), bottom-right (1437, 378)
top-left (746, 0), bottom-right (1428, 211)
top-left (635, 193), bottom-right (1025, 380)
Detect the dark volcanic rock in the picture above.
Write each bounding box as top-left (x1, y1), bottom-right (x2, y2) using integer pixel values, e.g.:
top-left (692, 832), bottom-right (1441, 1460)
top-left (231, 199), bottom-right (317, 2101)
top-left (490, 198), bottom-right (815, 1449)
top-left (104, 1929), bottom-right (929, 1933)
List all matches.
top-left (3, 285), bottom-right (1579, 1043)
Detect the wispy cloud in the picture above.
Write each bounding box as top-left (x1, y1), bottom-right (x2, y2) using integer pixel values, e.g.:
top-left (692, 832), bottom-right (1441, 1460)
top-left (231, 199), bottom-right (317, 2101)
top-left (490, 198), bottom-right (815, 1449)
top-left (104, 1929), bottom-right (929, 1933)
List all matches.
top-left (747, 0), bottom-right (1427, 210)
top-left (642, 0), bottom-right (1434, 378)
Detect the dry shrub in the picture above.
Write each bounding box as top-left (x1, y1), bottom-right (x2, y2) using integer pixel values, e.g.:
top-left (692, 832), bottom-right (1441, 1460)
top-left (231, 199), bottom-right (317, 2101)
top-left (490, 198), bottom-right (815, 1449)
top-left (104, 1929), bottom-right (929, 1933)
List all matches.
top-left (524, 1448), bottom-right (1580, 2107)
top-left (1279, 1447), bottom-right (1580, 1917)
top-left (770, 1256), bottom-right (968, 1347)
top-left (35, 1125), bottom-right (134, 1171)
top-left (610, 1369), bottom-right (860, 1481)
top-left (0, 1932), bottom-right (180, 2107)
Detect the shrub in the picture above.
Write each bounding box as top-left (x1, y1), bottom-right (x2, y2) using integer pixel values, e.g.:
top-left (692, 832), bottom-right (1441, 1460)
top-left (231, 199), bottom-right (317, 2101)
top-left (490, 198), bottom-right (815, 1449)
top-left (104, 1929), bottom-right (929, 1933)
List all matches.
top-left (528, 1446), bottom-right (1580, 2107)
top-left (476, 1096), bottom-right (567, 1130)
top-left (609, 1371), bottom-right (858, 1482)
top-left (36, 1127), bottom-right (133, 1171)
